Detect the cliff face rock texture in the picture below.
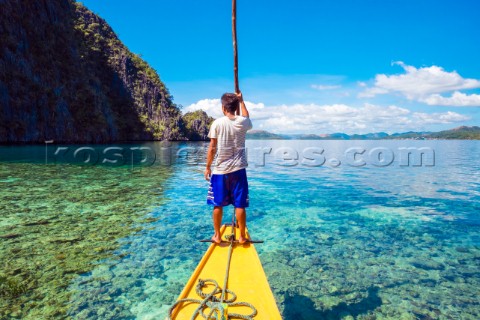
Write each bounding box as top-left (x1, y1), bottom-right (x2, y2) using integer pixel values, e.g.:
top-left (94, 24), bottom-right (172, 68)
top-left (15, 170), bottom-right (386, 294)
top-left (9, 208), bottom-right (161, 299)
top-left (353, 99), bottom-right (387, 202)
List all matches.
top-left (182, 110), bottom-right (215, 141)
top-left (0, 0), bottom-right (212, 143)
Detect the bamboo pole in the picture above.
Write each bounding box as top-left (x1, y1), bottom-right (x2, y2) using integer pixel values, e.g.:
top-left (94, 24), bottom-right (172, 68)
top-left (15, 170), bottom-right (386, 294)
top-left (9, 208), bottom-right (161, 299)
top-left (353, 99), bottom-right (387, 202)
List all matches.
top-left (232, 0), bottom-right (239, 94)
top-left (233, 0), bottom-right (241, 116)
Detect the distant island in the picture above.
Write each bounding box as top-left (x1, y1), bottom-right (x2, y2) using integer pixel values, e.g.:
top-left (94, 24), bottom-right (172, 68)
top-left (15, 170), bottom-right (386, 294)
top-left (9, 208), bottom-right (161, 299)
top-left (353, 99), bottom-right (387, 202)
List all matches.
top-left (246, 126), bottom-right (480, 140)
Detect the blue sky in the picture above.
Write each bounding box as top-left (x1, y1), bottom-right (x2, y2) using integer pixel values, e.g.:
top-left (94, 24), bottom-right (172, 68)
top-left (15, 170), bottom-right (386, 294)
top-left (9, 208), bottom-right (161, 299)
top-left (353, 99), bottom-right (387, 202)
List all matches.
top-left (79, 0), bottom-right (480, 134)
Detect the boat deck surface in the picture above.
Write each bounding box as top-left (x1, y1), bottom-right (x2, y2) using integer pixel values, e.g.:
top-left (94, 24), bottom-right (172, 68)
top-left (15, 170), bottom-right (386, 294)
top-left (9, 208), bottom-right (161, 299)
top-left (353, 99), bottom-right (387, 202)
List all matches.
top-left (170, 225), bottom-right (281, 319)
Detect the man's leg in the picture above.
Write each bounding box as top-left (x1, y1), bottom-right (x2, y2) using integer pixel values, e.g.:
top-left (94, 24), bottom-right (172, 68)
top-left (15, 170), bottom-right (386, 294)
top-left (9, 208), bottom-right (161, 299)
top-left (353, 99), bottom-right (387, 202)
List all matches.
top-left (212, 206), bottom-right (223, 244)
top-left (235, 207), bottom-right (247, 244)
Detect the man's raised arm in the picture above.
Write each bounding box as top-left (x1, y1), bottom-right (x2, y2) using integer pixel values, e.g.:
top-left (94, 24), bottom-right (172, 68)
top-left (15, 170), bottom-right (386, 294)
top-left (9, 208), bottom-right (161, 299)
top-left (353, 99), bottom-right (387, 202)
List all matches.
top-left (236, 92), bottom-right (249, 118)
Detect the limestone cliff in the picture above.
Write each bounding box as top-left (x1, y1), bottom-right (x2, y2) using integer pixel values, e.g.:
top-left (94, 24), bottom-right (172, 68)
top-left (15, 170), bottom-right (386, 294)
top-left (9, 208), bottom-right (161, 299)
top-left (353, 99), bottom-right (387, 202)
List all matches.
top-left (0, 0), bottom-right (211, 143)
top-left (182, 110), bottom-right (215, 141)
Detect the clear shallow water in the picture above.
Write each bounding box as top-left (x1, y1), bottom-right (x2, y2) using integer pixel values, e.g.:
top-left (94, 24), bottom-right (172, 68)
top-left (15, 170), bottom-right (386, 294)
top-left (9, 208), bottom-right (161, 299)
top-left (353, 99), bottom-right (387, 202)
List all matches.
top-left (1, 140), bottom-right (479, 319)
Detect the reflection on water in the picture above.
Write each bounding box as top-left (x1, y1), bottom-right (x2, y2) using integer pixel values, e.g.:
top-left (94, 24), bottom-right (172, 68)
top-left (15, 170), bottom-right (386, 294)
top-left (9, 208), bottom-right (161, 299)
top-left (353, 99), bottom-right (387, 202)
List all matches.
top-left (1, 140), bottom-right (479, 319)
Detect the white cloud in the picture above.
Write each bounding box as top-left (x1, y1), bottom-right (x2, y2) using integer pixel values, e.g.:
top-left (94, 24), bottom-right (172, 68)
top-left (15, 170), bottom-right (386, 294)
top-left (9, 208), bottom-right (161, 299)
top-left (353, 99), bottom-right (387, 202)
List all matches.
top-left (186, 98), bottom-right (471, 134)
top-left (413, 111), bottom-right (471, 124)
top-left (311, 84), bottom-right (342, 90)
top-left (357, 81), bottom-right (367, 87)
top-left (359, 62), bottom-right (480, 106)
top-left (358, 87), bottom-right (388, 98)
top-left (420, 91), bottom-right (480, 107)
top-left (184, 99), bottom-right (266, 119)
top-left (184, 99), bottom-right (223, 118)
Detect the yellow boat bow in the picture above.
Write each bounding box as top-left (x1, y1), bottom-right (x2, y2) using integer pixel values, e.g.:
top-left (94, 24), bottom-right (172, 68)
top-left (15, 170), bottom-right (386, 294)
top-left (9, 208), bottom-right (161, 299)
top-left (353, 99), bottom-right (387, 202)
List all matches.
top-left (168, 225), bottom-right (281, 319)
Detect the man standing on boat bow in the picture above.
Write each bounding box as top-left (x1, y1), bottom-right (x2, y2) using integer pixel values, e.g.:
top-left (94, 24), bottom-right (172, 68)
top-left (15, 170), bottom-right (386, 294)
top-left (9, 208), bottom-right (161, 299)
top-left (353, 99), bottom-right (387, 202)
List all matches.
top-left (204, 92), bottom-right (252, 244)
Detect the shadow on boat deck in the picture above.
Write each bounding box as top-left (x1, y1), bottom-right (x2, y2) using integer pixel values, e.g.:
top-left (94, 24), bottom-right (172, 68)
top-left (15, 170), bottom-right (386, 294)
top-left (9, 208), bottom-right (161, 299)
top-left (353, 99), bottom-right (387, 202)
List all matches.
top-left (283, 286), bottom-right (382, 320)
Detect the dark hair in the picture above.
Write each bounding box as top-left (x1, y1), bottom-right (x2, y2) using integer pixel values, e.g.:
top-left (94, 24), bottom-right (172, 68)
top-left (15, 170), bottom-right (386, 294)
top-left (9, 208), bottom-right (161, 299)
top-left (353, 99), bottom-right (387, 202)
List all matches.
top-left (221, 93), bottom-right (239, 114)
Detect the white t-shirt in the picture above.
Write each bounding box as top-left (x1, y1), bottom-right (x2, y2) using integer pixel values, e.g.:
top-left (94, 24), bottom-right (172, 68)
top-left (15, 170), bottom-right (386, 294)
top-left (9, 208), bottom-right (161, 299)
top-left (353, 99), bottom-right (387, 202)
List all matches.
top-left (208, 115), bottom-right (253, 174)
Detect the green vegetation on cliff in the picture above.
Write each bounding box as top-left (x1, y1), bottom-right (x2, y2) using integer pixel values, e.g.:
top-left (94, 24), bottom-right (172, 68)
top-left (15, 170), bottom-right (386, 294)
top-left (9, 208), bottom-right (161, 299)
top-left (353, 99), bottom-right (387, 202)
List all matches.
top-left (0, 0), bottom-right (210, 143)
top-left (181, 110), bottom-right (215, 140)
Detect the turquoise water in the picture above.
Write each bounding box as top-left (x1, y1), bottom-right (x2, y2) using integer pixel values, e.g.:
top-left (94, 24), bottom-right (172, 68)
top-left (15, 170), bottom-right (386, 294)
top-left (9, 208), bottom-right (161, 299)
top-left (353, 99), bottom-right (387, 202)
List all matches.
top-left (1, 140), bottom-right (479, 319)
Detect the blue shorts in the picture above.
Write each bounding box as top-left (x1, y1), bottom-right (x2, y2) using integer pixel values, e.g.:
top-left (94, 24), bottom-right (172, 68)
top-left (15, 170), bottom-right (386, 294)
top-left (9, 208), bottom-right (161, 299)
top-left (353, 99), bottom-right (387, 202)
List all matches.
top-left (207, 169), bottom-right (249, 208)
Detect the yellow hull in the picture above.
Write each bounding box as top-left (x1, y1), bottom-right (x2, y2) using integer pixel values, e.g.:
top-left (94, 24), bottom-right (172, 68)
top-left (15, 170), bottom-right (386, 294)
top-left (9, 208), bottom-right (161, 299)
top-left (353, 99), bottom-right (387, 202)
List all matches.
top-left (170, 225), bottom-right (282, 319)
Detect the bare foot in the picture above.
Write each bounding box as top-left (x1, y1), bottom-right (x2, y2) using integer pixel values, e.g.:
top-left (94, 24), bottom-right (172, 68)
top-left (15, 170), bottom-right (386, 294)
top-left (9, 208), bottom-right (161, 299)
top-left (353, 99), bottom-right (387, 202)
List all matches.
top-left (211, 234), bottom-right (222, 244)
top-left (238, 236), bottom-right (248, 244)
